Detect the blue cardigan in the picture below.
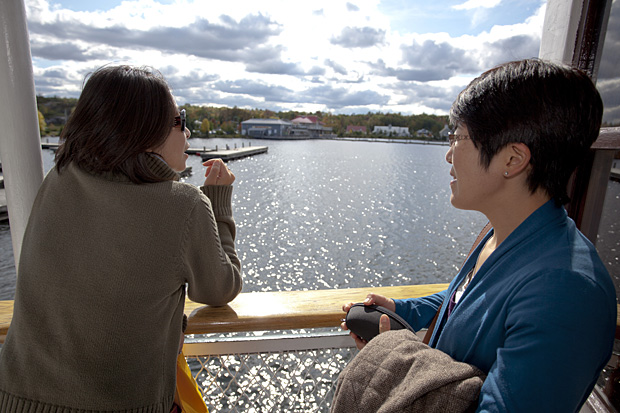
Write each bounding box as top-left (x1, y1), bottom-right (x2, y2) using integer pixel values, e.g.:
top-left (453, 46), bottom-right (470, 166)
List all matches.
top-left (394, 200), bottom-right (616, 412)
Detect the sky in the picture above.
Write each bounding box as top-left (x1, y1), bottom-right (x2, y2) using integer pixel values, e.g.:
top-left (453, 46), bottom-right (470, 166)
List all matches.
top-left (24, 0), bottom-right (620, 122)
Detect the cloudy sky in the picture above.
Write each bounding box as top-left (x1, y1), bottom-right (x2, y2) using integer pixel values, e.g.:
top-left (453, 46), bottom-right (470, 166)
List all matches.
top-left (24, 0), bottom-right (619, 122)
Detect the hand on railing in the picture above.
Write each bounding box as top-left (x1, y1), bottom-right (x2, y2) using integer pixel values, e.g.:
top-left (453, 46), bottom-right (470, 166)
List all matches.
top-left (341, 293), bottom-right (395, 350)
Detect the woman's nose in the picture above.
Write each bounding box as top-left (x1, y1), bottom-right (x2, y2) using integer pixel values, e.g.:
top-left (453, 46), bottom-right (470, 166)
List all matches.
top-left (445, 145), bottom-right (453, 164)
top-left (184, 127), bottom-right (191, 138)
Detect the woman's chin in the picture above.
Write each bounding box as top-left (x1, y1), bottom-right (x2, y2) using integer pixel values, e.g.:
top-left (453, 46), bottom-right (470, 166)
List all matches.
top-left (449, 194), bottom-right (465, 210)
top-left (172, 162), bottom-right (187, 173)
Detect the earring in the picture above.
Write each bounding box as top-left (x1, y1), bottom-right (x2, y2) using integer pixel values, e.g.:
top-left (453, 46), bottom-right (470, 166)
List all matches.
top-left (504, 172), bottom-right (509, 176)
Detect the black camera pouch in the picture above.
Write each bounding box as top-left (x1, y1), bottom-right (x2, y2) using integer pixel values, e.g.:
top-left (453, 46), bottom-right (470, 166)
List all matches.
top-left (345, 303), bottom-right (415, 342)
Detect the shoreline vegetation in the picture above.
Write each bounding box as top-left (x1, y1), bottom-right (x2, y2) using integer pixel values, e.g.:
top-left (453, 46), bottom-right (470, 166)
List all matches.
top-left (36, 96), bottom-right (451, 141)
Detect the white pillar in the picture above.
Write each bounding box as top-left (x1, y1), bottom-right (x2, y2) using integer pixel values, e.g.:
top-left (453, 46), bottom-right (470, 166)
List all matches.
top-left (0, 0), bottom-right (44, 272)
top-left (539, 0), bottom-right (585, 63)
top-left (539, 0), bottom-right (611, 78)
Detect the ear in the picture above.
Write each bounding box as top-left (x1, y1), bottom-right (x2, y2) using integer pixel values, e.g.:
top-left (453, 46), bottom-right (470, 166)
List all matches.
top-left (504, 143), bottom-right (531, 176)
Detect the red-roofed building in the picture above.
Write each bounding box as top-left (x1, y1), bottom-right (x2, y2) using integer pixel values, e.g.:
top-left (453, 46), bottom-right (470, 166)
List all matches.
top-left (287, 116), bottom-right (334, 138)
top-left (346, 125), bottom-right (367, 134)
top-left (292, 116), bottom-right (319, 124)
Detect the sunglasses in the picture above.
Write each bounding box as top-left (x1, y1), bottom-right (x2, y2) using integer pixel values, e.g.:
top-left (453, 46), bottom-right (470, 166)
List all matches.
top-left (173, 109), bottom-right (186, 131)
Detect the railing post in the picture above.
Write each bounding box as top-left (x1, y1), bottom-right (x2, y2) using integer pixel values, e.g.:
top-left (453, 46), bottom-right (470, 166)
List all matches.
top-left (0, 0), bottom-right (44, 272)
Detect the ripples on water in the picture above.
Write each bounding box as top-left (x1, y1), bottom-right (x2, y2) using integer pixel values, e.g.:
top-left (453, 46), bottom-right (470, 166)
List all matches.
top-left (2, 138), bottom-right (617, 299)
top-left (201, 138), bottom-right (488, 293)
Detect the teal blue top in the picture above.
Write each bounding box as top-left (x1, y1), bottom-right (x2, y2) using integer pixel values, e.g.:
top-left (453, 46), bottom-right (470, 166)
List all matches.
top-left (395, 200), bottom-right (617, 412)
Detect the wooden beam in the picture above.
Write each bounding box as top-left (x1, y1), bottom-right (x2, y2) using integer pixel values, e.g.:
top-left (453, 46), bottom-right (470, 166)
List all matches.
top-left (183, 284), bottom-right (448, 334)
top-left (0, 284), bottom-right (448, 342)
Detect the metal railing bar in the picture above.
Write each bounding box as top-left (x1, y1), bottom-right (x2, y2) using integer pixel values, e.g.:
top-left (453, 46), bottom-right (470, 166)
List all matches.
top-left (183, 331), bottom-right (356, 356)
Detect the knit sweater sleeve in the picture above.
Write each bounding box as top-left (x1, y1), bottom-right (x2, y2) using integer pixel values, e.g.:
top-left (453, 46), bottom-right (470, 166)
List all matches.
top-left (181, 185), bottom-right (242, 306)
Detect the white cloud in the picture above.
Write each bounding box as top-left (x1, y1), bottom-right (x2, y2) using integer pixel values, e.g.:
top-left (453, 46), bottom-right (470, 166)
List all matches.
top-left (24, 0), bottom-right (551, 116)
top-left (452, 0), bottom-right (502, 11)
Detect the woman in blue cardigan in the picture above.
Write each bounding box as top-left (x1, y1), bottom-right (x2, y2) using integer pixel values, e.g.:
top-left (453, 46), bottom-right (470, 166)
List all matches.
top-left (342, 59), bottom-right (617, 412)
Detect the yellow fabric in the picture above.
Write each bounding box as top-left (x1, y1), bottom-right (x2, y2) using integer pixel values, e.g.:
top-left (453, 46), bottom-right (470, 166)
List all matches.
top-left (176, 352), bottom-right (209, 413)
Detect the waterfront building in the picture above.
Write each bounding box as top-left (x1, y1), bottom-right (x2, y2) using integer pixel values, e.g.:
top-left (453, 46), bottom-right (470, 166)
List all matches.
top-left (346, 125), bottom-right (367, 134)
top-left (372, 124), bottom-right (411, 137)
top-left (240, 118), bottom-right (293, 138)
top-left (241, 117), bottom-right (333, 139)
top-left (439, 124), bottom-right (451, 141)
top-left (291, 116), bottom-right (334, 138)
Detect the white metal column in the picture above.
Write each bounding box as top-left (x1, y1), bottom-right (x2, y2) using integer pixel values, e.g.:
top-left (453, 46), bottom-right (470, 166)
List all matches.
top-left (539, 0), bottom-right (611, 76)
top-left (539, 0), bottom-right (586, 63)
top-left (0, 0), bottom-right (44, 271)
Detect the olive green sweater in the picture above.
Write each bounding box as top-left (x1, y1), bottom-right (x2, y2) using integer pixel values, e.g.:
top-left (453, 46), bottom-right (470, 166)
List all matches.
top-left (0, 156), bottom-right (242, 412)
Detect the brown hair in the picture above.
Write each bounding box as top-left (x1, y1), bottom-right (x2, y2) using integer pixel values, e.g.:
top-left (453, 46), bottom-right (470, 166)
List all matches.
top-left (55, 65), bottom-right (177, 183)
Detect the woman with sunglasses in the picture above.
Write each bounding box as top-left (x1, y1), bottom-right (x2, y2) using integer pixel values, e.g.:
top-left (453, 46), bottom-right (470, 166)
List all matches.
top-left (338, 59), bottom-right (616, 412)
top-left (0, 65), bottom-right (242, 412)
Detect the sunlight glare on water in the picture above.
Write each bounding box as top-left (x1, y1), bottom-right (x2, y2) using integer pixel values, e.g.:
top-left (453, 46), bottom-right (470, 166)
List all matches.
top-left (181, 138), bottom-right (488, 293)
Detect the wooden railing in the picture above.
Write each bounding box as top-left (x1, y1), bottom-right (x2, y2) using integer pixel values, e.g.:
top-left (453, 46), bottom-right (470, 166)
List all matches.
top-left (2, 281), bottom-right (619, 342)
top-left (0, 284), bottom-right (449, 343)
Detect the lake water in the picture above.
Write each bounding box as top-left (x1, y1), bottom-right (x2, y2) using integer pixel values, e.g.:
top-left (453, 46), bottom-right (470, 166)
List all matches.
top-left (1, 137), bottom-right (618, 299)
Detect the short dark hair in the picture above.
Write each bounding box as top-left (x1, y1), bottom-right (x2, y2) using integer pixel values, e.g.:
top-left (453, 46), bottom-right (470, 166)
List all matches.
top-left (449, 58), bottom-right (603, 205)
top-left (55, 65), bottom-right (177, 183)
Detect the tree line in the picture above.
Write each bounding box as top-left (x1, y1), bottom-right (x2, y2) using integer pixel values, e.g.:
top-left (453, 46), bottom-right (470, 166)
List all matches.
top-left (36, 95), bottom-right (450, 138)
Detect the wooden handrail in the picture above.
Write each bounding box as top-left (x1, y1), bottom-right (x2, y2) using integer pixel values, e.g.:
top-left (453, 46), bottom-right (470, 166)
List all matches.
top-left (0, 284), bottom-right (449, 343)
top-left (2, 283), bottom-right (619, 342)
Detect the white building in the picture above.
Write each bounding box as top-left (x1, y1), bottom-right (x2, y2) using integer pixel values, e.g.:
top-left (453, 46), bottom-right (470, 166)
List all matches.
top-left (372, 125), bottom-right (411, 137)
top-left (439, 125), bottom-right (451, 140)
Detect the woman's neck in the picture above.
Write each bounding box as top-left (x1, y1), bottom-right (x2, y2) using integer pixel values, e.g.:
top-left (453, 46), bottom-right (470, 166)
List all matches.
top-left (483, 188), bottom-right (551, 246)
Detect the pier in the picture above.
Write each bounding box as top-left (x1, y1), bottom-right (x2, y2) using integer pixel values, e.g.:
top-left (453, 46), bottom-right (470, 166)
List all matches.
top-left (197, 145), bottom-right (268, 162)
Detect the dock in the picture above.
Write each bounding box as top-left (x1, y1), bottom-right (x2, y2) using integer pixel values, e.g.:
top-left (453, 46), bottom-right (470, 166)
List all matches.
top-left (198, 145), bottom-right (268, 162)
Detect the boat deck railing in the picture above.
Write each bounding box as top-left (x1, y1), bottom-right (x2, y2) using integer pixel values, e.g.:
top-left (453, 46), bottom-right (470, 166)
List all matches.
top-left (0, 284), bottom-right (445, 412)
top-left (1, 283), bottom-right (619, 412)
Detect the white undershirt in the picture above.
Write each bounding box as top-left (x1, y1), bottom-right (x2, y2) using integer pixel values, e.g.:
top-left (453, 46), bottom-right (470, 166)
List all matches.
top-left (454, 268), bottom-right (475, 304)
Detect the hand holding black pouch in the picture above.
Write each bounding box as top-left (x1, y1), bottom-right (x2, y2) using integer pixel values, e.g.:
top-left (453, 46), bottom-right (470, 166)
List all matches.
top-left (345, 303), bottom-right (415, 342)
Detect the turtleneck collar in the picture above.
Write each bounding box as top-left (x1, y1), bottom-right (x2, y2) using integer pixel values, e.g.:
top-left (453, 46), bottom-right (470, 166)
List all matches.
top-left (77, 153), bottom-right (180, 183)
top-left (145, 153), bottom-right (180, 182)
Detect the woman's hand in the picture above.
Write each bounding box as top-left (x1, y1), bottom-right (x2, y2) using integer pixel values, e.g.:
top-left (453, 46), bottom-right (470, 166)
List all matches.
top-left (203, 159), bottom-right (235, 186)
top-left (341, 293), bottom-right (396, 350)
